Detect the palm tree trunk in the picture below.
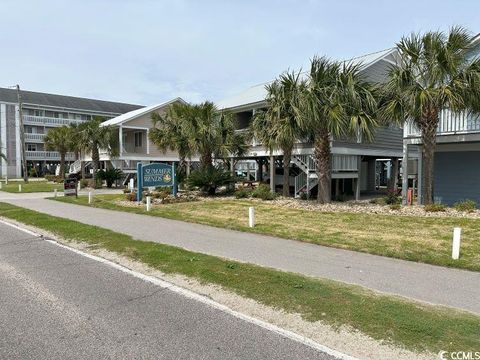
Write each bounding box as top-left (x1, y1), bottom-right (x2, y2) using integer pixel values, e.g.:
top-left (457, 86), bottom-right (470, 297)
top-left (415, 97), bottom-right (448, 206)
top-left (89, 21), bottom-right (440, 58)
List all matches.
top-left (314, 129), bottom-right (331, 203)
top-left (200, 152), bottom-right (213, 170)
top-left (282, 148), bottom-right (292, 197)
top-left (178, 156), bottom-right (187, 176)
top-left (60, 153), bottom-right (66, 180)
top-left (91, 145), bottom-right (100, 188)
top-left (420, 111), bottom-right (438, 205)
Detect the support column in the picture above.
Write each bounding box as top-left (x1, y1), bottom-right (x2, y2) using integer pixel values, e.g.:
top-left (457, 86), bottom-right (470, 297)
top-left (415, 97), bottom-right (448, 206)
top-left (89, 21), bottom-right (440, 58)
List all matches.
top-left (269, 155), bottom-right (275, 192)
top-left (0, 104), bottom-right (7, 178)
top-left (146, 129), bottom-right (150, 155)
top-left (392, 158), bottom-right (399, 192)
top-left (355, 156), bottom-right (361, 201)
top-left (402, 142), bottom-right (409, 205)
top-left (119, 126), bottom-right (123, 157)
top-left (186, 160), bottom-right (191, 176)
top-left (15, 105), bottom-right (21, 178)
top-left (417, 146), bottom-right (423, 205)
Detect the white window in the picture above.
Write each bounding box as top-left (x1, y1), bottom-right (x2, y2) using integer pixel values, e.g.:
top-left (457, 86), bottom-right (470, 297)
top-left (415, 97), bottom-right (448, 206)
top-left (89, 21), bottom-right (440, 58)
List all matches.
top-left (27, 143), bottom-right (37, 151)
top-left (134, 131), bottom-right (143, 147)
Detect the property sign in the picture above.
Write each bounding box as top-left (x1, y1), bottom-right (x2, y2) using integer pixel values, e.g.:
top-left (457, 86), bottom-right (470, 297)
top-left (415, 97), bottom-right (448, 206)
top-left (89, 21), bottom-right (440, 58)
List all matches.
top-left (136, 162), bottom-right (177, 201)
top-left (142, 163), bottom-right (173, 187)
top-left (64, 178), bottom-right (77, 197)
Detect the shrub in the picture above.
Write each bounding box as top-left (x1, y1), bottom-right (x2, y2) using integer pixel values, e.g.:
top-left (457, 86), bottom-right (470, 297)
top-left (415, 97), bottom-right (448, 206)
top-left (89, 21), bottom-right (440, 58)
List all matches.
top-left (97, 168), bottom-right (123, 188)
top-left (454, 199), bottom-right (476, 213)
top-left (383, 189), bottom-right (401, 205)
top-left (425, 203), bottom-right (447, 212)
top-left (235, 187), bottom-right (252, 199)
top-left (80, 179), bottom-right (89, 189)
top-left (154, 187), bottom-right (172, 198)
top-left (252, 184), bottom-right (276, 201)
top-left (389, 204), bottom-right (401, 211)
top-left (187, 166), bottom-right (235, 196)
top-left (45, 174), bottom-right (63, 183)
top-left (299, 192), bottom-right (308, 200)
top-left (125, 192), bottom-right (137, 201)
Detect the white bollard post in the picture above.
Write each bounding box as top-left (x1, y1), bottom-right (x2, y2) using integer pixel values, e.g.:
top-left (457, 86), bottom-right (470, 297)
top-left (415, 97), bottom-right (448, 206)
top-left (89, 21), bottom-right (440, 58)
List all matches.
top-left (146, 196), bottom-right (151, 211)
top-left (129, 178), bottom-right (134, 191)
top-left (248, 207), bottom-right (255, 228)
top-left (54, 189), bottom-right (57, 197)
top-left (88, 191), bottom-right (92, 204)
top-left (18, 184), bottom-right (21, 192)
top-left (0, 181), bottom-right (2, 189)
top-left (77, 181), bottom-right (81, 192)
top-left (452, 227), bottom-right (461, 260)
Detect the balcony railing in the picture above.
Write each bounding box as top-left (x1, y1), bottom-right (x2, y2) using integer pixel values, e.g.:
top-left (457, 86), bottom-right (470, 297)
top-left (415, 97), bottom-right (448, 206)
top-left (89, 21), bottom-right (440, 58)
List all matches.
top-left (404, 109), bottom-right (480, 137)
top-left (23, 115), bottom-right (84, 127)
top-left (25, 151), bottom-right (76, 161)
top-left (25, 133), bottom-right (45, 142)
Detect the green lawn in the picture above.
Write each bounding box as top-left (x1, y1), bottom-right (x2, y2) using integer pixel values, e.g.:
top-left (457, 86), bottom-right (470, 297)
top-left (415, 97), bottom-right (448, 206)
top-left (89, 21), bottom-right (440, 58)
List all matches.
top-left (0, 180), bottom-right (61, 193)
top-left (51, 194), bottom-right (480, 272)
top-left (0, 201), bottom-right (478, 354)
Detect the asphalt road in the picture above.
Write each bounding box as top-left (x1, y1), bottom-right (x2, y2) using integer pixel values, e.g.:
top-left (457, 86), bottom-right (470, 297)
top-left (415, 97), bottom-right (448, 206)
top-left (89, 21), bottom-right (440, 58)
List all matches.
top-left (3, 195), bottom-right (480, 314)
top-left (0, 221), bottom-right (337, 360)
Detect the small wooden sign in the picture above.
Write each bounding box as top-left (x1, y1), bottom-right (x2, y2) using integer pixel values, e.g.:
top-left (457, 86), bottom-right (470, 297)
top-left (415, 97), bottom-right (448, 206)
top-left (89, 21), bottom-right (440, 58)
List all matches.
top-left (64, 178), bottom-right (77, 197)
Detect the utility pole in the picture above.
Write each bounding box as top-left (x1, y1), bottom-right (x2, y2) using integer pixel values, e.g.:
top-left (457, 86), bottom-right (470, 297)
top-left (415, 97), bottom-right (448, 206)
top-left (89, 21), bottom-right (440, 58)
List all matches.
top-left (16, 85), bottom-right (28, 183)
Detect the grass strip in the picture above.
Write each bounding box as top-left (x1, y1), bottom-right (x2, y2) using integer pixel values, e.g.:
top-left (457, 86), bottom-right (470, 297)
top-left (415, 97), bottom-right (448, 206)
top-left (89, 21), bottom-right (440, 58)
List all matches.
top-left (0, 201), bottom-right (479, 353)
top-left (0, 181), bottom-right (60, 193)
top-left (51, 194), bottom-right (480, 272)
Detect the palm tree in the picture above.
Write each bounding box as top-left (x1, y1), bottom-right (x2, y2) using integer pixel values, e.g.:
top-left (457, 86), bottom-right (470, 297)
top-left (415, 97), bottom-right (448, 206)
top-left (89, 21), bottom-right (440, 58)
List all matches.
top-left (78, 117), bottom-right (117, 187)
top-left (298, 57), bottom-right (378, 203)
top-left (251, 70), bottom-right (306, 196)
top-left (381, 27), bottom-right (480, 204)
top-left (154, 101), bottom-right (246, 171)
top-left (44, 126), bottom-right (73, 179)
top-left (150, 103), bottom-right (194, 176)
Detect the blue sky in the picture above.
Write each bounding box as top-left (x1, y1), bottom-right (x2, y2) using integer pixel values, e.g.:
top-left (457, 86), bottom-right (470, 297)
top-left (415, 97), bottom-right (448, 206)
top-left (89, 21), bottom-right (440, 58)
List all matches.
top-left (0, 0), bottom-right (478, 106)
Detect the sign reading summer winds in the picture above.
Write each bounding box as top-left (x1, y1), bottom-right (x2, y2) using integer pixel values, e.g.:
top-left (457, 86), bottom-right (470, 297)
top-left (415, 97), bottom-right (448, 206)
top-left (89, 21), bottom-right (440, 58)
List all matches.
top-left (136, 162), bottom-right (177, 201)
top-left (142, 163), bottom-right (173, 187)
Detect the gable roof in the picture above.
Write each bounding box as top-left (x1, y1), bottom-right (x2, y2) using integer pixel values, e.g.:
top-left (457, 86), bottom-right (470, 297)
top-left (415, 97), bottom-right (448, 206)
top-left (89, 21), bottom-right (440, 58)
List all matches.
top-left (216, 48), bottom-right (397, 111)
top-left (101, 97), bottom-right (186, 127)
top-left (0, 87), bottom-right (143, 115)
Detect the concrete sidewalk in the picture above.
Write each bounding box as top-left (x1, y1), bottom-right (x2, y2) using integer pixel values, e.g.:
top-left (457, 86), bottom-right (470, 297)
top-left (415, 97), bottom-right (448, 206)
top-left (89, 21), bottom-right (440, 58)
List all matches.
top-left (2, 194), bottom-right (480, 314)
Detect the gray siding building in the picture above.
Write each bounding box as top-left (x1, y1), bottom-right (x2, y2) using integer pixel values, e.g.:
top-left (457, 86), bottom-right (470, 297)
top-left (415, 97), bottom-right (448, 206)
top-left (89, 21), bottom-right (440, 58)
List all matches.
top-left (217, 49), bottom-right (404, 199)
top-left (0, 88), bottom-right (142, 178)
top-left (403, 34), bottom-right (480, 205)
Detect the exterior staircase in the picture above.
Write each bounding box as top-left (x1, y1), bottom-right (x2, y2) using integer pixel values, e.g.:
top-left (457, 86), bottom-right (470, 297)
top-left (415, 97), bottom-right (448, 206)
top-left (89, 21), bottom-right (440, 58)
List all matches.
top-left (292, 155), bottom-right (318, 198)
top-left (68, 160), bottom-right (91, 175)
top-left (292, 154), bottom-right (359, 198)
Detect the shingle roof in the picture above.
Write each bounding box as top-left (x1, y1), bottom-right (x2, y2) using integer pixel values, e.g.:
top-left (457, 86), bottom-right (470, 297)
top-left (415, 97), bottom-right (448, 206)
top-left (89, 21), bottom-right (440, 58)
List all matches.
top-left (217, 48), bottom-right (397, 111)
top-left (101, 97), bottom-right (186, 127)
top-left (0, 87), bottom-right (143, 115)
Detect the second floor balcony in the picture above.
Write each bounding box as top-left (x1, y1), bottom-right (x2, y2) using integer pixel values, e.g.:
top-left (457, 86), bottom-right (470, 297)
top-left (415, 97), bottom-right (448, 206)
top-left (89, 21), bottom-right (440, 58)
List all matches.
top-left (404, 109), bottom-right (480, 138)
top-left (26, 151), bottom-right (76, 161)
top-left (25, 133), bottom-right (45, 143)
top-left (23, 115), bottom-right (84, 127)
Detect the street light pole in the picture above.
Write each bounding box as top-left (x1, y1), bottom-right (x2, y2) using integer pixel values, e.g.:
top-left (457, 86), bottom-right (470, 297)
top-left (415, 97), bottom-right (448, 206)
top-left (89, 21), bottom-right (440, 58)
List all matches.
top-left (16, 85), bottom-right (28, 183)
